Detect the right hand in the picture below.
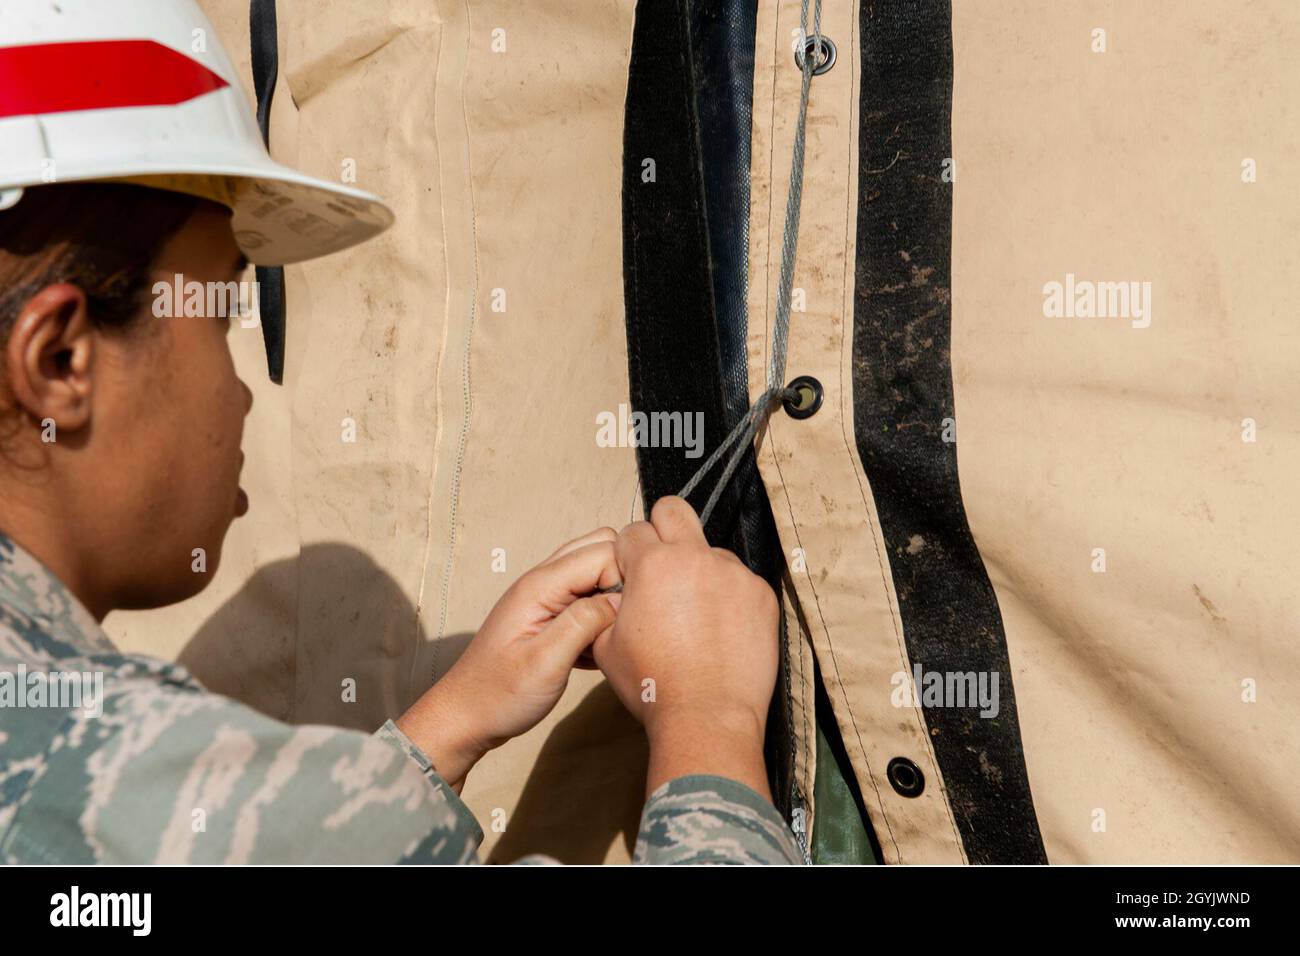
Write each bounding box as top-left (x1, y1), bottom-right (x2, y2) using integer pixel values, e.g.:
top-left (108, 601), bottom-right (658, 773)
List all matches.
top-left (593, 496), bottom-right (780, 795)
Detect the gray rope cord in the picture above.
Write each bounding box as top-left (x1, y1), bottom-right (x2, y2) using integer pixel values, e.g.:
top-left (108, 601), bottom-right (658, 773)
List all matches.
top-left (677, 0), bottom-right (826, 528)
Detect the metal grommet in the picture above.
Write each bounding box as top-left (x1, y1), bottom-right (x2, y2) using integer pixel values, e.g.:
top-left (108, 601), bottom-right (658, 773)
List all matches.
top-left (887, 757), bottom-right (925, 798)
top-left (783, 375), bottom-right (823, 420)
top-left (794, 34), bottom-right (836, 75)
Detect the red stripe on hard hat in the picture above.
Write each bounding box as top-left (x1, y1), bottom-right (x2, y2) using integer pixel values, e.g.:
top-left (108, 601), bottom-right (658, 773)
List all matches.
top-left (0, 39), bottom-right (229, 119)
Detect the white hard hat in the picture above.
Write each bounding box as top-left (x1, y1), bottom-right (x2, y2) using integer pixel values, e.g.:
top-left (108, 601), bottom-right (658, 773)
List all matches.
top-left (0, 0), bottom-right (394, 266)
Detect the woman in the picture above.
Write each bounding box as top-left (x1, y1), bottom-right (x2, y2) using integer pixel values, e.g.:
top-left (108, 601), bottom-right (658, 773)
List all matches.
top-left (0, 5), bottom-right (799, 865)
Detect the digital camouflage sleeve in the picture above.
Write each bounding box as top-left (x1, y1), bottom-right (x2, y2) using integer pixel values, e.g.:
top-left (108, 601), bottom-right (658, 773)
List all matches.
top-left (0, 536), bottom-right (803, 865)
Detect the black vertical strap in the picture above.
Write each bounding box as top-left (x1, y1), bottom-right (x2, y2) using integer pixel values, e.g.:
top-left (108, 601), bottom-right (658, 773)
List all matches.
top-left (623, 0), bottom-right (799, 816)
top-left (691, 0), bottom-right (754, 432)
top-left (622, 0), bottom-right (734, 535)
top-left (250, 0), bottom-right (286, 384)
top-left (852, 1), bottom-right (1048, 863)
top-left (689, 0), bottom-right (801, 826)
top-left (623, 0), bottom-right (778, 578)
top-left (689, 0), bottom-right (785, 611)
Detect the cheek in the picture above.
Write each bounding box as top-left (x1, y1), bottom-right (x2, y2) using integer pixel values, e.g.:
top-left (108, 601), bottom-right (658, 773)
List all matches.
top-left (152, 322), bottom-right (245, 493)
top-left (194, 328), bottom-right (246, 470)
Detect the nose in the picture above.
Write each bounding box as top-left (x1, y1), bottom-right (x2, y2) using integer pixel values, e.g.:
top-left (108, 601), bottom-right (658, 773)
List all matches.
top-left (240, 378), bottom-right (254, 415)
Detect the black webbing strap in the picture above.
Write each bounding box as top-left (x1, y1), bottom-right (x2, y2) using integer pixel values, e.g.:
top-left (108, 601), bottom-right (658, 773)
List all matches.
top-left (624, 0), bottom-right (807, 822)
top-left (852, 0), bottom-right (1047, 863)
top-left (250, 0), bottom-right (285, 384)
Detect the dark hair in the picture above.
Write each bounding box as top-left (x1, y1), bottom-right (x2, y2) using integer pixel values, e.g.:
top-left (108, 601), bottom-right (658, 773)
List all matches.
top-left (0, 182), bottom-right (200, 343)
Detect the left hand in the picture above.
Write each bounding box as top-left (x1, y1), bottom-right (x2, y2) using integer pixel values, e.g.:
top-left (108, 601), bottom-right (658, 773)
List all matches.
top-left (396, 528), bottom-right (621, 789)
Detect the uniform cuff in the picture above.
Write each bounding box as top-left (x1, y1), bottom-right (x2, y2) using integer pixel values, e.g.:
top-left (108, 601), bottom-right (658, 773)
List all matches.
top-left (374, 719), bottom-right (484, 846)
top-left (638, 774), bottom-right (806, 865)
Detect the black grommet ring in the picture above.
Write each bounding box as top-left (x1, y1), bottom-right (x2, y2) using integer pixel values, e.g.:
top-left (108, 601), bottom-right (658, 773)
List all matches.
top-left (783, 375), bottom-right (823, 419)
top-left (794, 35), bottom-right (836, 75)
top-left (887, 757), bottom-right (925, 798)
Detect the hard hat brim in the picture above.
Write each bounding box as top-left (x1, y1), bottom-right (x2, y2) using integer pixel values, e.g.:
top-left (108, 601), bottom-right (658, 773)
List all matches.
top-left (221, 163), bottom-right (395, 267)
top-left (93, 161), bottom-right (393, 267)
top-left (1, 162), bottom-right (394, 268)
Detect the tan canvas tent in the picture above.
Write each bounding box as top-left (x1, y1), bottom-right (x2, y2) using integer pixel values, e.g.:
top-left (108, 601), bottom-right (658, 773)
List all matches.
top-left (108, 0), bottom-right (1300, 864)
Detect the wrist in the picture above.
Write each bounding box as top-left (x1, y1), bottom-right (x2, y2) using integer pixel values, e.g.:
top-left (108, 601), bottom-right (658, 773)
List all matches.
top-left (646, 705), bottom-right (765, 750)
top-left (644, 706), bottom-right (770, 800)
top-left (395, 675), bottom-right (489, 792)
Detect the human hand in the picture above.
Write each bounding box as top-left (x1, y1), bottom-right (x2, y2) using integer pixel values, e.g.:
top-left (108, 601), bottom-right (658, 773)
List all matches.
top-left (592, 497), bottom-right (780, 797)
top-left (397, 528), bottom-right (621, 789)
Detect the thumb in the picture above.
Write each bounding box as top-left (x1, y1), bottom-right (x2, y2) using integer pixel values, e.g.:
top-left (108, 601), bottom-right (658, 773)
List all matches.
top-left (538, 594), bottom-right (618, 672)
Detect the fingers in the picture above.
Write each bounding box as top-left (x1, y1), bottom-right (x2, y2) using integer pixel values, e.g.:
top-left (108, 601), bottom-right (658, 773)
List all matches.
top-left (712, 546), bottom-right (744, 566)
top-left (537, 594), bottom-right (618, 673)
top-left (590, 619), bottom-right (618, 674)
top-left (523, 540), bottom-right (621, 605)
top-left (615, 519), bottom-right (660, 572)
top-left (615, 498), bottom-right (709, 578)
top-left (650, 495), bottom-right (707, 547)
top-left (573, 590), bottom-right (619, 671)
top-left (540, 527), bottom-right (618, 566)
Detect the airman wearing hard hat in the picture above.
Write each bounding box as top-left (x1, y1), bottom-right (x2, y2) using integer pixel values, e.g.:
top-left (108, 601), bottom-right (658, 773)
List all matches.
top-left (0, 0), bottom-right (801, 864)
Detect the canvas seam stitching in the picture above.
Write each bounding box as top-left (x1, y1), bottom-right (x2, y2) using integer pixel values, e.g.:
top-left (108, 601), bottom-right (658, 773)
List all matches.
top-left (768, 437), bottom-right (901, 860)
top-left (411, 9), bottom-right (447, 702)
top-left (430, 0), bottom-right (480, 681)
top-left (841, 1), bottom-right (967, 860)
top-left (761, 0), bottom-right (900, 864)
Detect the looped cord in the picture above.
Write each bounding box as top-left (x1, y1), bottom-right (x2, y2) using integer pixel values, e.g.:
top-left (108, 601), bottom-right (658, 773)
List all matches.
top-left (676, 0), bottom-right (825, 528)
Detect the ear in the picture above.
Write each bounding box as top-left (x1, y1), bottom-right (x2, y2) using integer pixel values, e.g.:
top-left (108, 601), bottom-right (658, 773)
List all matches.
top-left (4, 283), bottom-right (96, 433)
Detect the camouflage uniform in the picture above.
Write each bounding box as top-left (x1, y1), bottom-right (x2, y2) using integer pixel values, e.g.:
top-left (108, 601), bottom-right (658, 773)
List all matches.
top-left (0, 535), bottom-right (802, 864)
